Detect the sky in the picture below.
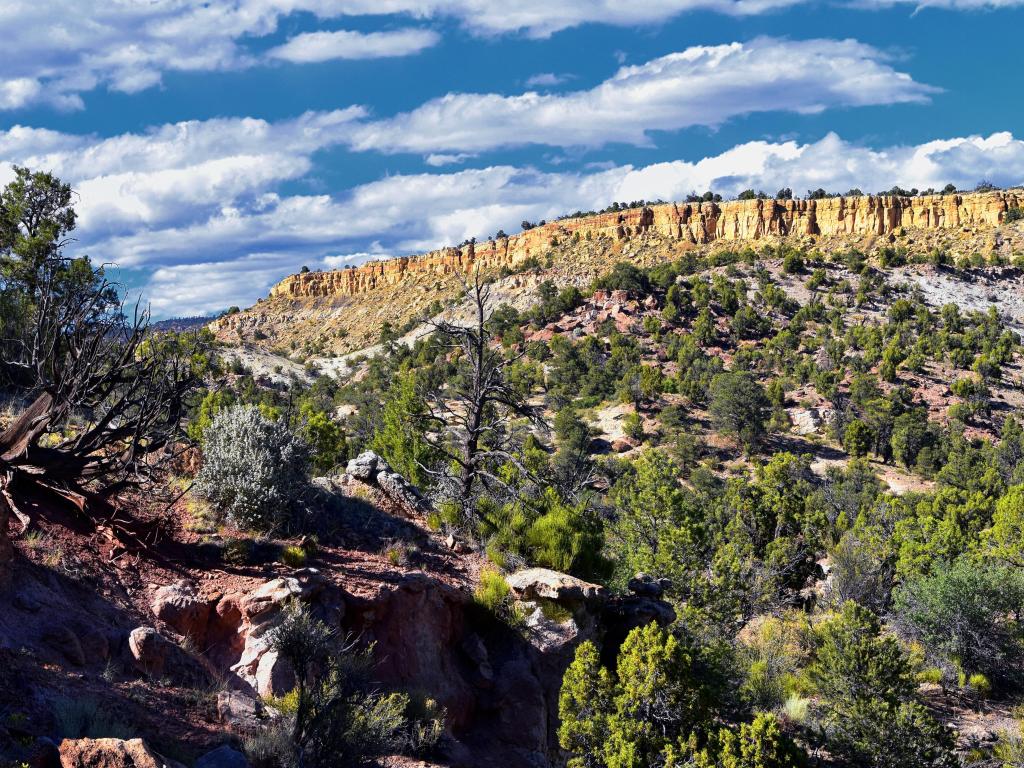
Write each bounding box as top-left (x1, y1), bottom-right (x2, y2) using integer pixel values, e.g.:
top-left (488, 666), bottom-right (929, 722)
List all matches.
top-left (1, 1), bottom-right (1022, 318)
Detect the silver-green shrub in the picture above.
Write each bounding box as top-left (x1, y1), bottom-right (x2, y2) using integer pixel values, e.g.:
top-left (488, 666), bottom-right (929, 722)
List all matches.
top-left (196, 405), bottom-right (310, 531)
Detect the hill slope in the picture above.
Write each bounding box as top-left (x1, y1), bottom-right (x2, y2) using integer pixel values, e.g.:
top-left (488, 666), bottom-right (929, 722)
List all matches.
top-left (211, 191), bottom-right (1023, 357)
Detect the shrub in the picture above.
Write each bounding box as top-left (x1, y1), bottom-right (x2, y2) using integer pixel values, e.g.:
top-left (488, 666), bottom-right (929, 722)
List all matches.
top-left (782, 251), bottom-right (805, 275)
top-left (623, 411), bottom-right (644, 442)
top-left (892, 559), bottom-right (1024, 686)
top-left (693, 713), bottom-right (808, 767)
top-left (262, 603), bottom-right (440, 767)
top-left (280, 545), bottom-right (307, 568)
top-left (196, 405), bottom-right (310, 532)
top-left (473, 569), bottom-right (526, 627)
top-left (52, 697), bottom-right (132, 740)
top-left (709, 371), bottom-right (770, 452)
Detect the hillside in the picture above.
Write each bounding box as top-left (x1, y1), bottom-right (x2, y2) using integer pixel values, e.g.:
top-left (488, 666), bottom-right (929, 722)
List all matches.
top-left (212, 191), bottom-right (1023, 357)
top-left (7, 172), bottom-right (1024, 768)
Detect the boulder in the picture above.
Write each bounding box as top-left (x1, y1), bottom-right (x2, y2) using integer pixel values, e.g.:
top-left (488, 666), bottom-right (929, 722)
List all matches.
top-left (26, 737), bottom-right (61, 768)
top-left (151, 581), bottom-right (210, 642)
top-left (230, 570), bottom-right (330, 696)
top-left (345, 451), bottom-right (380, 482)
top-left (376, 470), bottom-right (427, 512)
top-left (216, 691), bottom-right (266, 733)
top-left (78, 628), bottom-right (110, 665)
top-left (254, 649), bottom-right (295, 698)
top-left (627, 572), bottom-right (672, 598)
top-left (58, 738), bottom-right (185, 768)
top-left (128, 627), bottom-right (171, 676)
top-left (195, 746), bottom-right (249, 768)
top-left (239, 570), bottom-right (326, 621)
top-left (42, 625), bottom-right (85, 667)
top-left (505, 568), bottom-right (607, 607)
top-left (127, 627), bottom-right (211, 686)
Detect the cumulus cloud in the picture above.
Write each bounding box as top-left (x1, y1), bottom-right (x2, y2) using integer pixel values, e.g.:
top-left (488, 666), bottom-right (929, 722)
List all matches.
top-left (5, 0), bottom-right (1014, 111)
top-left (349, 39), bottom-right (939, 154)
top-left (267, 28), bottom-right (440, 63)
top-left (524, 72), bottom-right (573, 88)
top-left (4, 110), bottom-right (1022, 317)
top-left (130, 130), bottom-right (1024, 315)
top-left (424, 152), bottom-right (476, 166)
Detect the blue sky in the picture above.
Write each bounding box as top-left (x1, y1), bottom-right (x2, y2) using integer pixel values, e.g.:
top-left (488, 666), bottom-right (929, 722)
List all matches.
top-left (1, 2), bottom-right (1022, 317)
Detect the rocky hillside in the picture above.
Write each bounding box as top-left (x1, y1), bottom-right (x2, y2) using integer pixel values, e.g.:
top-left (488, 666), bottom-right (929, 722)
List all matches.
top-left (0, 449), bottom-right (672, 768)
top-left (212, 191), bottom-right (1023, 356)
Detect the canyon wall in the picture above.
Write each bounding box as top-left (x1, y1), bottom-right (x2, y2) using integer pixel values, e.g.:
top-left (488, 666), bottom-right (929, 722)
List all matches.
top-left (268, 191), bottom-right (1023, 300)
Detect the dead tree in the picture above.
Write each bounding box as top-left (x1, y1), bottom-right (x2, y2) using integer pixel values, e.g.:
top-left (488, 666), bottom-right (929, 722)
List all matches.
top-left (0, 262), bottom-right (199, 562)
top-left (422, 270), bottom-right (547, 524)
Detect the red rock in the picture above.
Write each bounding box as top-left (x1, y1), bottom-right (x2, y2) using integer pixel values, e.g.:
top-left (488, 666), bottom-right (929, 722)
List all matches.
top-left (59, 739), bottom-right (185, 768)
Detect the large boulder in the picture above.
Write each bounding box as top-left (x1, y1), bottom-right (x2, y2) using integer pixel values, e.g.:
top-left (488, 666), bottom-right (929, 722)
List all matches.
top-left (216, 691), bottom-right (267, 733)
top-left (42, 625), bottom-right (86, 667)
top-left (58, 739), bottom-right (185, 768)
top-left (128, 627), bottom-right (211, 686)
top-left (151, 581), bottom-right (210, 642)
top-left (238, 570), bottom-right (327, 621)
top-left (345, 451), bottom-right (380, 482)
top-left (505, 568), bottom-right (608, 607)
top-left (230, 569), bottom-right (331, 697)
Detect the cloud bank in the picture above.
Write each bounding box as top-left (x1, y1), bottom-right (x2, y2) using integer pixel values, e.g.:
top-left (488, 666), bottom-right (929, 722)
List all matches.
top-left (5, 118), bottom-right (1021, 316)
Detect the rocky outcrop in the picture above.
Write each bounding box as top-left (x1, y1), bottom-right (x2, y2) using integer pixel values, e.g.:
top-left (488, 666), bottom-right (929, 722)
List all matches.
top-left (252, 191), bottom-right (1023, 303)
top-left (343, 451), bottom-right (429, 515)
top-left (58, 739), bottom-right (185, 768)
top-left (151, 581), bottom-right (210, 642)
top-left (506, 568), bottom-right (608, 607)
top-left (128, 627), bottom-right (212, 687)
top-left (230, 569), bottom-right (335, 698)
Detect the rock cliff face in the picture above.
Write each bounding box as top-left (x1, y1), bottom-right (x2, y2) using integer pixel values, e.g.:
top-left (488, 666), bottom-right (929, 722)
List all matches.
top-left (265, 192), bottom-right (1022, 301)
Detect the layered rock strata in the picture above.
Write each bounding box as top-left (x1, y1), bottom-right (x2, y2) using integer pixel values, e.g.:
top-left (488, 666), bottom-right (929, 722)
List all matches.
top-left (262, 192), bottom-right (1022, 302)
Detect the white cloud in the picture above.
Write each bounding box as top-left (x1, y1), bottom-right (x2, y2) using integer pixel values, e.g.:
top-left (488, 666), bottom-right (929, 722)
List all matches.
top-left (144, 254), bottom-right (305, 317)
top-left (424, 152), bottom-right (476, 166)
top-left (0, 109), bottom-right (364, 235)
top-left (4, 0), bottom-right (1014, 111)
top-left (4, 110), bottom-right (1022, 317)
top-left (132, 130), bottom-right (1024, 316)
top-left (349, 39), bottom-right (939, 154)
top-left (267, 28), bottom-right (440, 63)
top-left (524, 72), bottom-right (572, 88)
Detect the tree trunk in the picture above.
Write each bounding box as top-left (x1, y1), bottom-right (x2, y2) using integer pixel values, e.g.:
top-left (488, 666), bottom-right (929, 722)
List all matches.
top-left (0, 493), bottom-right (12, 565)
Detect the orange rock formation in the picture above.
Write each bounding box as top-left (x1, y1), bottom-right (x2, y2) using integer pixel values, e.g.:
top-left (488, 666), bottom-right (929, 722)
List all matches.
top-left (268, 192), bottom-right (1022, 301)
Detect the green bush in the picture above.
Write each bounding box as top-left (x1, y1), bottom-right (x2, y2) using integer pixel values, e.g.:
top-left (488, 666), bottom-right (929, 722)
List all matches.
top-left (195, 405), bottom-right (310, 532)
top-left (473, 569), bottom-right (525, 627)
top-left (892, 559), bottom-right (1024, 685)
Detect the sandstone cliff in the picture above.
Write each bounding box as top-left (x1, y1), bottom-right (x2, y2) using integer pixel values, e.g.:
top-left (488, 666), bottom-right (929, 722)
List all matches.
top-left (211, 191), bottom-right (1023, 356)
top-left (265, 191), bottom-right (1021, 301)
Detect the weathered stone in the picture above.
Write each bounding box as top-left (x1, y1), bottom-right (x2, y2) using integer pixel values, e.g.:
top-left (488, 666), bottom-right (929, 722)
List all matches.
top-left (216, 691), bottom-right (266, 732)
top-left (345, 451), bottom-right (380, 482)
top-left (151, 581), bottom-right (210, 642)
top-left (254, 648), bottom-right (295, 698)
top-left (239, 570), bottom-right (326, 621)
top-left (26, 737), bottom-right (61, 768)
top-left (58, 738), bottom-right (186, 768)
top-left (376, 470), bottom-right (426, 512)
top-left (627, 572), bottom-right (672, 598)
top-left (127, 627), bottom-right (211, 686)
top-left (42, 625), bottom-right (85, 666)
top-left (195, 746), bottom-right (250, 768)
top-left (506, 568), bottom-right (607, 606)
